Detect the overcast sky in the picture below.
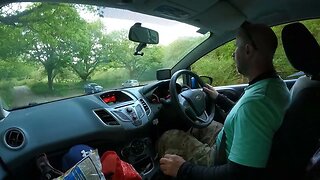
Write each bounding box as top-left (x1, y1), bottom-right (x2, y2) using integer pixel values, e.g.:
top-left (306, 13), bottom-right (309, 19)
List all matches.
top-left (86, 7), bottom-right (202, 45)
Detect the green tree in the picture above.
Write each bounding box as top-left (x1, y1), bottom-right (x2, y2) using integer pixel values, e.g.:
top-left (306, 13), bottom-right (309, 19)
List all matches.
top-left (191, 41), bottom-right (244, 86)
top-left (67, 21), bottom-right (109, 82)
top-left (0, 25), bottom-right (28, 59)
top-left (271, 24), bottom-right (296, 79)
top-left (163, 36), bottom-right (205, 67)
top-left (19, 3), bottom-right (88, 91)
top-left (107, 30), bottom-right (164, 79)
top-left (0, 59), bottom-right (37, 80)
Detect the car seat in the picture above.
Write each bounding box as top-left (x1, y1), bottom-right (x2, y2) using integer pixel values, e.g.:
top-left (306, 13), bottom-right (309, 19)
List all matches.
top-left (266, 22), bottom-right (320, 179)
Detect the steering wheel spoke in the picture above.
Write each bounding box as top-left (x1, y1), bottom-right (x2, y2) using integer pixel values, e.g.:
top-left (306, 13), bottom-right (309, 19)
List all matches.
top-left (178, 94), bottom-right (191, 111)
top-left (197, 111), bottom-right (209, 123)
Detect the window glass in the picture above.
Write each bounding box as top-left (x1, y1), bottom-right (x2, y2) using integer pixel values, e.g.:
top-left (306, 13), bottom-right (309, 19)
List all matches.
top-left (191, 19), bottom-right (320, 86)
top-left (0, 2), bottom-right (209, 110)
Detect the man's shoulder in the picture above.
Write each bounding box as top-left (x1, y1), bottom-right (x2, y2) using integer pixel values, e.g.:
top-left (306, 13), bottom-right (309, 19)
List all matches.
top-left (245, 78), bottom-right (289, 100)
top-left (251, 78), bottom-right (287, 90)
top-left (236, 96), bottom-right (268, 109)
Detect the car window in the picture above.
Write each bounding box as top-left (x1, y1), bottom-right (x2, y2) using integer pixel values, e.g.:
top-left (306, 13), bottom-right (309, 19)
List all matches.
top-left (191, 19), bottom-right (320, 86)
top-left (0, 2), bottom-right (209, 110)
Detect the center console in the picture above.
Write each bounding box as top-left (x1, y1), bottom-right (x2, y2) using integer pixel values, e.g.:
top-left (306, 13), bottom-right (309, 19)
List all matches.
top-left (120, 138), bottom-right (159, 179)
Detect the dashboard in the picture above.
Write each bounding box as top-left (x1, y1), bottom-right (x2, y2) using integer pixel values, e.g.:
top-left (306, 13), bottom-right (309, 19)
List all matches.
top-left (145, 81), bottom-right (182, 104)
top-left (0, 80), bottom-right (173, 179)
top-left (98, 90), bottom-right (151, 127)
top-left (0, 77), bottom-right (296, 179)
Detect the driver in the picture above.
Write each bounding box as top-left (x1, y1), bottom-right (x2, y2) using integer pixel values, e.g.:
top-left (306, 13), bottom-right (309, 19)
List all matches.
top-left (157, 22), bottom-right (290, 179)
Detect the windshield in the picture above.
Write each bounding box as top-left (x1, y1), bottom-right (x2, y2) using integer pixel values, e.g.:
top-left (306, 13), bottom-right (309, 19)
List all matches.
top-left (0, 2), bottom-right (209, 110)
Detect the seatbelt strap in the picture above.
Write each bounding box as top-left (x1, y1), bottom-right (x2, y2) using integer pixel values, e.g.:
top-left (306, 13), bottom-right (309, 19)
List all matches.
top-left (214, 130), bottom-right (227, 165)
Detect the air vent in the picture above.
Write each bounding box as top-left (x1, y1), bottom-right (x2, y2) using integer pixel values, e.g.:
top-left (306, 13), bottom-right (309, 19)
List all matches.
top-left (4, 128), bottom-right (25, 150)
top-left (94, 109), bottom-right (120, 126)
top-left (139, 99), bottom-right (150, 115)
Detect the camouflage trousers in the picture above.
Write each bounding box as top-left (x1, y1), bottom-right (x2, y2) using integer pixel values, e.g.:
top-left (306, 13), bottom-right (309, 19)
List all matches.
top-left (157, 121), bottom-right (223, 166)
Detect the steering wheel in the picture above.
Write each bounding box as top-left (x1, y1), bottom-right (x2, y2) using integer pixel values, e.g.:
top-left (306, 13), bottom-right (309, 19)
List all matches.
top-left (169, 70), bottom-right (215, 128)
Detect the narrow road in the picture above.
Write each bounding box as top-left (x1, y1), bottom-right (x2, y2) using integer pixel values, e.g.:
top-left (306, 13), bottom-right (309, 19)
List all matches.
top-left (12, 86), bottom-right (37, 107)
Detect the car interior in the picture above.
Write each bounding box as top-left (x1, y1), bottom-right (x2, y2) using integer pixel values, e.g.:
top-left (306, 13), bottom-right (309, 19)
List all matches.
top-left (0, 0), bottom-right (320, 179)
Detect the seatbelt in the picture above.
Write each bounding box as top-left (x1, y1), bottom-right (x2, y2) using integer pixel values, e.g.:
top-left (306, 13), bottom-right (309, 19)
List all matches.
top-left (214, 129), bottom-right (227, 165)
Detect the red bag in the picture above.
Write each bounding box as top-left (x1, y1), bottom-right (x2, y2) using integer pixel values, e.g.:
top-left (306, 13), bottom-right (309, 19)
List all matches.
top-left (101, 151), bottom-right (142, 180)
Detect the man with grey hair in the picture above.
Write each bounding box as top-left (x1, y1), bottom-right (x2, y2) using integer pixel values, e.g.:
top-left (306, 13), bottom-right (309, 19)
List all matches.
top-left (158, 22), bottom-right (290, 179)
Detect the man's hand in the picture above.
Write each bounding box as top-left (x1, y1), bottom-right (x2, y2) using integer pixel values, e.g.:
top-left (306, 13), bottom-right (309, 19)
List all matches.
top-left (203, 84), bottom-right (219, 99)
top-left (160, 154), bottom-right (186, 177)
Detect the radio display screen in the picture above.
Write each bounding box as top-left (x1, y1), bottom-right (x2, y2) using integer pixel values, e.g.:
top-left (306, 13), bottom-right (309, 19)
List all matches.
top-left (100, 91), bottom-right (132, 105)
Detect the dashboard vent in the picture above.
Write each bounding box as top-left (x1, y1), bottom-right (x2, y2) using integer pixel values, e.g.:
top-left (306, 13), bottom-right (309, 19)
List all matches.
top-left (94, 109), bottom-right (120, 126)
top-left (4, 128), bottom-right (25, 149)
top-left (139, 99), bottom-right (150, 115)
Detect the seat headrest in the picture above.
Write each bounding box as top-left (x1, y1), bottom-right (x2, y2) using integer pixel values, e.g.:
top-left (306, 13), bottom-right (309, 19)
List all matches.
top-left (282, 22), bottom-right (320, 76)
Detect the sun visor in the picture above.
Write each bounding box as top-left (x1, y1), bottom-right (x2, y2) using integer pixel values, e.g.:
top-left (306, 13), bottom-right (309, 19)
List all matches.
top-left (193, 1), bottom-right (245, 34)
top-left (153, 0), bottom-right (219, 21)
top-left (167, 0), bottom-right (219, 13)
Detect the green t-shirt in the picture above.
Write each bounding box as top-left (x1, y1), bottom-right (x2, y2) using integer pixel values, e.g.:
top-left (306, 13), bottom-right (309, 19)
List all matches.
top-left (216, 78), bottom-right (290, 168)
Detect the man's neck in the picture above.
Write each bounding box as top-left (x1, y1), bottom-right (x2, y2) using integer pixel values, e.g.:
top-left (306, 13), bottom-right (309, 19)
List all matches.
top-left (247, 61), bottom-right (275, 82)
top-left (247, 69), bottom-right (278, 85)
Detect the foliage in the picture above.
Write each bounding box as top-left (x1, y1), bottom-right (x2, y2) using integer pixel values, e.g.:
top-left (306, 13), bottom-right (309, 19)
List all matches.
top-left (0, 60), bottom-right (36, 80)
top-left (107, 30), bottom-right (164, 79)
top-left (0, 80), bottom-right (14, 108)
top-left (29, 81), bottom-right (83, 96)
top-left (68, 21), bottom-right (109, 82)
top-left (191, 41), bottom-right (245, 86)
top-left (0, 3), bottom-right (105, 89)
top-left (163, 35), bottom-right (208, 68)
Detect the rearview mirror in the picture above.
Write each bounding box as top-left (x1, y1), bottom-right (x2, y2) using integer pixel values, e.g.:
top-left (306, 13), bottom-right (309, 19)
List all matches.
top-left (129, 23), bottom-right (159, 44)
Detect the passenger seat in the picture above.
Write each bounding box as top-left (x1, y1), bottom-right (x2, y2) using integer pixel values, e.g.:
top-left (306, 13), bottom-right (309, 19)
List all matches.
top-left (266, 22), bottom-right (320, 180)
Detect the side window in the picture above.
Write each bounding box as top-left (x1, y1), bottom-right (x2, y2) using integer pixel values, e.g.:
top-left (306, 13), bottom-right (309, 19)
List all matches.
top-left (191, 41), bottom-right (244, 86)
top-left (273, 19), bottom-right (320, 80)
top-left (191, 19), bottom-right (320, 86)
